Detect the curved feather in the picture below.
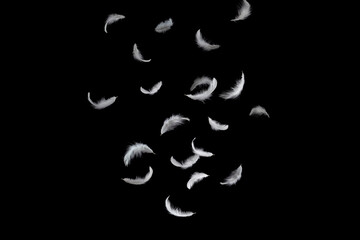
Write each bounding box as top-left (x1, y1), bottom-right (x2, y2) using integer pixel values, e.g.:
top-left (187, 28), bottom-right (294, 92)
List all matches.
top-left (185, 77), bottom-right (217, 102)
top-left (133, 43), bottom-right (151, 62)
top-left (190, 76), bottom-right (212, 91)
top-left (160, 114), bottom-right (190, 135)
top-left (140, 81), bottom-right (162, 95)
top-left (170, 155), bottom-right (200, 169)
top-left (165, 196), bottom-right (195, 217)
top-left (123, 143), bottom-right (155, 166)
top-left (208, 117), bottom-right (229, 131)
top-left (104, 14), bottom-right (125, 33)
top-left (220, 164), bottom-right (243, 186)
top-left (155, 18), bottom-right (173, 33)
top-left (195, 29), bottom-right (220, 51)
top-left (187, 172), bottom-right (209, 189)
top-left (231, 0), bottom-right (251, 21)
top-left (191, 138), bottom-right (214, 157)
top-left (87, 92), bottom-right (117, 110)
top-left (219, 72), bottom-right (245, 100)
top-left (249, 105), bottom-right (270, 118)
top-left (122, 166), bottom-right (153, 185)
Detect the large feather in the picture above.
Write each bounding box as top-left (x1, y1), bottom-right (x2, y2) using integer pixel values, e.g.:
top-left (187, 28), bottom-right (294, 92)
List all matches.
top-left (123, 143), bottom-right (155, 166)
top-left (170, 155), bottom-right (200, 169)
top-left (220, 164), bottom-right (243, 186)
top-left (160, 114), bottom-right (190, 136)
top-left (191, 138), bottom-right (214, 157)
top-left (133, 43), bottom-right (151, 62)
top-left (155, 18), bottom-right (173, 33)
top-left (165, 195), bottom-right (195, 217)
top-left (187, 172), bottom-right (209, 189)
top-left (185, 77), bottom-right (217, 102)
top-left (231, 0), bottom-right (251, 21)
top-left (190, 76), bottom-right (212, 91)
top-left (195, 29), bottom-right (220, 51)
top-left (104, 14), bottom-right (125, 33)
top-left (208, 117), bottom-right (229, 131)
top-left (140, 81), bottom-right (162, 95)
top-left (219, 72), bottom-right (245, 100)
top-left (122, 166), bottom-right (153, 185)
top-left (249, 105), bottom-right (270, 118)
top-left (87, 92), bottom-right (117, 110)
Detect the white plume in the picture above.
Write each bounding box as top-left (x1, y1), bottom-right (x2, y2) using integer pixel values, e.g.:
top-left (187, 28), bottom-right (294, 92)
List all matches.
top-left (190, 76), bottom-right (212, 91)
top-left (195, 29), bottom-right (220, 51)
top-left (219, 72), bottom-right (245, 100)
top-left (231, 0), bottom-right (251, 21)
top-left (220, 164), bottom-right (243, 186)
top-left (208, 117), bottom-right (229, 131)
top-left (170, 155), bottom-right (200, 169)
top-left (160, 114), bottom-right (190, 136)
top-left (185, 77), bottom-right (217, 102)
top-left (133, 43), bottom-right (151, 62)
top-left (155, 18), bottom-right (173, 33)
top-left (122, 166), bottom-right (153, 185)
top-left (123, 143), bottom-right (155, 166)
top-left (104, 14), bottom-right (125, 33)
top-left (140, 81), bottom-right (162, 95)
top-left (165, 195), bottom-right (195, 217)
top-left (191, 138), bottom-right (214, 157)
top-left (87, 92), bottom-right (117, 110)
top-left (187, 172), bottom-right (209, 189)
top-left (249, 105), bottom-right (270, 118)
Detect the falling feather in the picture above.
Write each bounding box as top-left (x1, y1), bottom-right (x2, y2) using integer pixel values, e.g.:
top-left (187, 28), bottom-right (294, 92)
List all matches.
top-left (249, 105), bottom-right (270, 118)
top-left (165, 195), bottom-right (195, 217)
top-left (187, 172), bottom-right (209, 189)
top-left (190, 76), bottom-right (212, 91)
top-left (155, 18), bottom-right (173, 33)
top-left (220, 164), bottom-right (243, 186)
top-left (191, 138), bottom-right (214, 157)
top-left (133, 43), bottom-right (151, 62)
top-left (122, 166), bottom-right (153, 185)
top-left (219, 72), bottom-right (245, 100)
top-left (185, 77), bottom-right (217, 102)
top-left (104, 14), bottom-right (125, 33)
top-left (160, 114), bottom-right (190, 136)
top-left (140, 81), bottom-right (162, 95)
top-left (87, 92), bottom-right (117, 110)
top-left (170, 155), bottom-right (200, 169)
top-left (208, 117), bottom-right (229, 131)
top-left (123, 143), bottom-right (155, 167)
top-left (195, 29), bottom-right (220, 51)
top-left (231, 0), bottom-right (251, 21)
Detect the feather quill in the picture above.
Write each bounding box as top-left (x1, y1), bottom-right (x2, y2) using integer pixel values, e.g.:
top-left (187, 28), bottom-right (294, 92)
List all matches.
top-left (160, 114), bottom-right (190, 136)
top-left (185, 77), bottom-right (217, 102)
top-left (87, 92), bottom-right (117, 110)
top-left (249, 105), bottom-right (270, 118)
top-left (208, 117), bottom-right (229, 131)
top-left (155, 18), bottom-right (173, 33)
top-left (165, 195), bottom-right (195, 217)
top-left (219, 72), bottom-right (245, 100)
top-left (190, 76), bottom-right (212, 91)
top-left (133, 43), bottom-right (151, 62)
top-left (170, 155), bottom-right (200, 169)
top-left (195, 29), bottom-right (220, 51)
top-left (231, 0), bottom-right (251, 21)
top-left (140, 81), bottom-right (162, 95)
top-left (123, 143), bottom-right (155, 166)
top-left (187, 172), bottom-right (209, 189)
top-left (220, 164), bottom-right (243, 186)
top-left (191, 138), bottom-right (214, 157)
top-left (104, 14), bottom-right (125, 33)
top-left (122, 166), bottom-right (153, 185)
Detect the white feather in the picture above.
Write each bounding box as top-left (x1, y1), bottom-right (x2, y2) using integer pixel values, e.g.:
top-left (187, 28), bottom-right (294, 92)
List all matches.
top-left (220, 164), bottom-right (243, 186)
top-left (155, 18), bottom-right (173, 33)
top-left (219, 72), bottom-right (245, 100)
top-left (104, 14), bottom-right (125, 33)
top-left (208, 117), bottom-right (229, 131)
top-left (122, 166), bottom-right (153, 185)
top-left (249, 105), bottom-right (270, 118)
top-left (160, 114), bottom-right (190, 136)
top-left (123, 143), bottom-right (155, 167)
top-left (170, 155), bottom-right (200, 169)
top-left (191, 138), bottom-right (214, 157)
top-left (190, 76), bottom-right (212, 91)
top-left (165, 195), bottom-right (195, 217)
top-left (231, 0), bottom-right (251, 21)
top-left (187, 172), bottom-right (209, 189)
top-left (133, 43), bottom-right (151, 62)
top-left (195, 29), bottom-right (220, 51)
top-left (185, 77), bottom-right (217, 102)
top-left (87, 92), bottom-right (117, 110)
top-left (140, 81), bottom-right (162, 95)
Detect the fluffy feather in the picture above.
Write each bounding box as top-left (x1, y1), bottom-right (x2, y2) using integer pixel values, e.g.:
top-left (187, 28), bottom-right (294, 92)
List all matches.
top-left (220, 164), bottom-right (243, 186)
top-left (170, 155), bottom-right (200, 169)
top-left (140, 81), bottom-right (162, 95)
top-left (155, 18), bottom-right (173, 33)
top-left (165, 195), bottom-right (195, 217)
top-left (208, 117), bottom-right (229, 131)
top-left (122, 166), bottom-right (153, 185)
top-left (249, 105), bottom-right (270, 118)
top-left (87, 92), bottom-right (117, 110)
top-left (195, 29), bottom-right (220, 51)
top-left (190, 76), bottom-right (212, 91)
top-left (104, 14), bottom-right (125, 33)
top-left (160, 114), bottom-right (190, 136)
top-left (191, 138), bottom-right (214, 157)
top-left (133, 43), bottom-right (151, 62)
top-left (231, 0), bottom-right (251, 21)
top-left (123, 143), bottom-right (155, 166)
top-left (187, 172), bottom-right (209, 189)
top-left (219, 72), bottom-right (245, 100)
top-left (185, 77), bottom-right (217, 102)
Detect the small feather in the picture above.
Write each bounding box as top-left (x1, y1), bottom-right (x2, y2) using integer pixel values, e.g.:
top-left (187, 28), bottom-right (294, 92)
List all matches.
top-left (170, 155), bottom-right (200, 169)
top-left (187, 172), bottom-right (209, 189)
top-left (195, 29), bottom-right (220, 51)
top-left (104, 14), bottom-right (125, 33)
top-left (133, 43), bottom-right (151, 62)
top-left (123, 143), bottom-right (154, 166)
top-left (191, 138), bottom-right (214, 157)
top-left (165, 195), bottom-right (195, 217)
top-left (231, 0), bottom-right (251, 21)
top-left (140, 81), bottom-right (162, 95)
top-left (122, 166), bottom-right (153, 185)
top-left (249, 105), bottom-right (270, 118)
top-left (160, 114), bottom-right (190, 136)
top-left (208, 117), bottom-right (229, 131)
top-left (87, 92), bottom-right (117, 110)
top-left (219, 72), bottom-right (245, 100)
top-left (185, 77), bottom-right (217, 102)
top-left (190, 76), bottom-right (212, 91)
top-left (220, 164), bottom-right (243, 186)
top-left (155, 18), bottom-right (173, 33)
